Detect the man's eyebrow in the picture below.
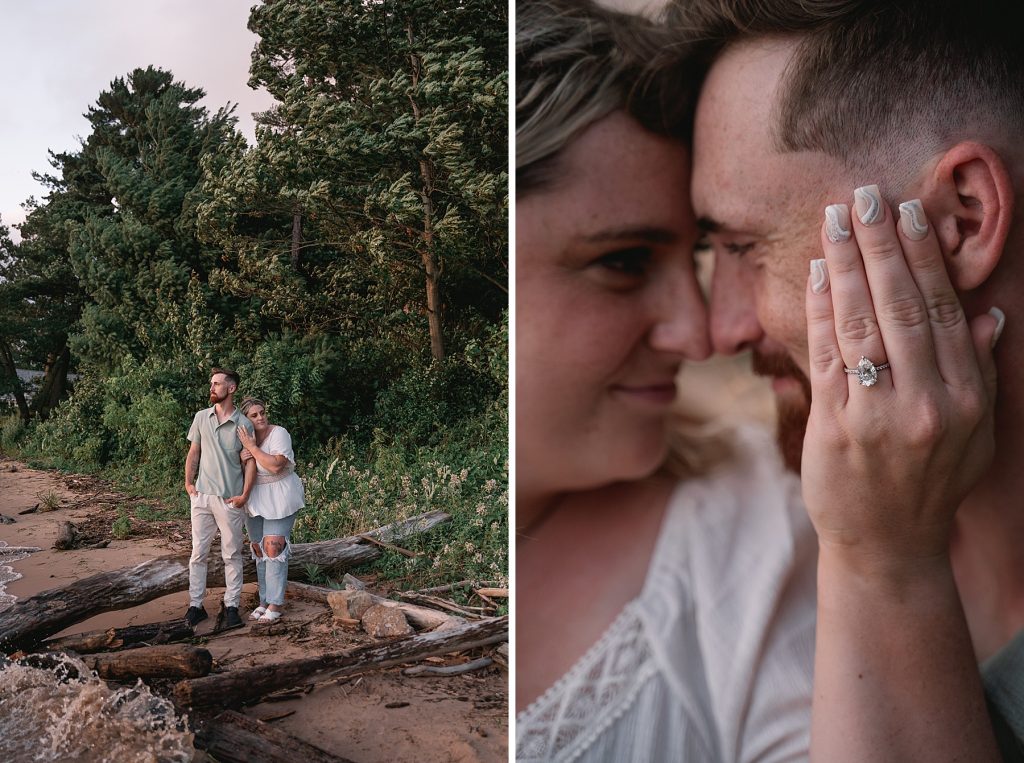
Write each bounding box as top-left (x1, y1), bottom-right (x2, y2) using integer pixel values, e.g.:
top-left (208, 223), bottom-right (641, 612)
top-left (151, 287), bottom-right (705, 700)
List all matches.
top-left (696, 216), bottom-right (721, 233)
top-left (583, 226), bottom-right (678, 244)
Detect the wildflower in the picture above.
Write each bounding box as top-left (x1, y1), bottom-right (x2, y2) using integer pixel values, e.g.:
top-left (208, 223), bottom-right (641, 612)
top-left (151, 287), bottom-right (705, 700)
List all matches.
top-left (475, 504), bottom-right (486, 516)
top-left (484, 479), bottom-right (497, 493)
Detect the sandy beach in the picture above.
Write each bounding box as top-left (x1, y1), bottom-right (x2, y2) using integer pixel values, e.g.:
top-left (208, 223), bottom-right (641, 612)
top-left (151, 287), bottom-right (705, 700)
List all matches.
top-left (0, 458), bottom-right (508, 762)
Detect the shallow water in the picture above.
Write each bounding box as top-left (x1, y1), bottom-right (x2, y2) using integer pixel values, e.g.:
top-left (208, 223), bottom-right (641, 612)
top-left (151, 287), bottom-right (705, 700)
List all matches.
top-left (0, 540), bottom-right (33, 612)
top-left (0, 653), bottom-right (194, 762)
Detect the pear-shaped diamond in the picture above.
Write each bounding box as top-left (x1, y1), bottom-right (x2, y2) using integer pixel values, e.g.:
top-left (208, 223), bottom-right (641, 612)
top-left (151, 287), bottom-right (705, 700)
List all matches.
top-left (856, 356), bottom-right (878, 387)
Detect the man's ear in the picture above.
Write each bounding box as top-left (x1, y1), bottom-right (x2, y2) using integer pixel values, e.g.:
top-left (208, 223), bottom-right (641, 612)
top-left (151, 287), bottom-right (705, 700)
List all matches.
top-left (925, 141), bottom-right (1014, 291)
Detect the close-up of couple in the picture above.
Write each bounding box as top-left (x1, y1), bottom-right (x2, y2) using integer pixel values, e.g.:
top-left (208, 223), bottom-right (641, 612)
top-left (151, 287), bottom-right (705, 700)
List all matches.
top-left (515, 0), bottom-right (1022, 761)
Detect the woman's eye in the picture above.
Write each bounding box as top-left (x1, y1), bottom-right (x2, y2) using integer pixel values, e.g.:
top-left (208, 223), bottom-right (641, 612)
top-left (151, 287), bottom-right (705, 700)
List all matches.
top-left (595, 247), bottom-right (652, 277)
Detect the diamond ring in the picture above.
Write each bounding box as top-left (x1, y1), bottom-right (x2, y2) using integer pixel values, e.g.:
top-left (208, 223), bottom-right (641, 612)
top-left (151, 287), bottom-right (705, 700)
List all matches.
top-left (844, 356), bottom-right (890, 387)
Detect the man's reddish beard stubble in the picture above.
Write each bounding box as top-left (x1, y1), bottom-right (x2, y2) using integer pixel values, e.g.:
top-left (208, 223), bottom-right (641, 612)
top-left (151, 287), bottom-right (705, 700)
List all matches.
top-left (751, 350), bottom-right (811, 473)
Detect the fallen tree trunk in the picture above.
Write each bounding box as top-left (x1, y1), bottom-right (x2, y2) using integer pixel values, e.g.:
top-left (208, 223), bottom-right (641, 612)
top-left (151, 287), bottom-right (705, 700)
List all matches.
top-left (0, 511), bottom-right (449, 653)
top-left (403, 656), bottom-right (493, 677)
top-left (323, 587), bottom-right (465, 631)
top-left (172, 615), bottom-right (508, 710)
top-left (56, 644), bottom-right (213, 680)
top-left (42, 619), bottom-right (194, 654)
top-left (194, 710), bottom-right (357, 763)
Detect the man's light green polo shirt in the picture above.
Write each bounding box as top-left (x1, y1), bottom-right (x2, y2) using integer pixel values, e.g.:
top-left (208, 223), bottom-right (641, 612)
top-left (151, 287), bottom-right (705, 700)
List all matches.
top-left (187, 406), bottom-right (255, 498)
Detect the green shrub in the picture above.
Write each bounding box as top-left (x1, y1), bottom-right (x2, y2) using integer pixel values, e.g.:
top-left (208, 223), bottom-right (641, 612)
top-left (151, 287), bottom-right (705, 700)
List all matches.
top-left (111, 509), bottom-right (132, 539)
top-left (0, 415), bottom-right (25, 452)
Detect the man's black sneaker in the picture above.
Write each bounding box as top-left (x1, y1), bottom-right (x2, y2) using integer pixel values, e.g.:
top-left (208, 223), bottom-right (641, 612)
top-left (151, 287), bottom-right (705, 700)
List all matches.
top-left (222, 606), bottom-right (243, 630)
top-left (184, 605), bottom-right (208, 628)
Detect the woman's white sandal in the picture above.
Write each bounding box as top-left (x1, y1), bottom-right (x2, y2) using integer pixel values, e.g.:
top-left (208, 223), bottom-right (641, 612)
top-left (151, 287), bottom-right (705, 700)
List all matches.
top-left (258, 609), bottom-right (283, 623)
top-left (249, 606), bottom-right (267, 621)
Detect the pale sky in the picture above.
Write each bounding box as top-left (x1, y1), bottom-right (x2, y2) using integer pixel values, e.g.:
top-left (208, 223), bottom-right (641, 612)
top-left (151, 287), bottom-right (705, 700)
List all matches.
top-left (0, 1), bottom-right (276, 242)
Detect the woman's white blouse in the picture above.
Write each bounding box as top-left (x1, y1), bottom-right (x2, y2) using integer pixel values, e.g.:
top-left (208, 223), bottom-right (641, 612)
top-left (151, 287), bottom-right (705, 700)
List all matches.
top-left (516, 427), bottom-right (818, 762)
top-left (246, 426), bottom-right (305, 520)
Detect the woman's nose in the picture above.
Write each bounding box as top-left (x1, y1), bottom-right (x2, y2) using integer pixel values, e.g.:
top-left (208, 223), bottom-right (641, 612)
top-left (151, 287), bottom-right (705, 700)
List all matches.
top-left (648, 268), bottom-right (711, 361)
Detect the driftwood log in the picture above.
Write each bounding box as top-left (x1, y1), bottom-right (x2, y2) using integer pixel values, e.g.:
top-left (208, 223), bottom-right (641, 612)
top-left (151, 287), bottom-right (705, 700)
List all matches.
top-left (324, 587), bottom-right (465, 631)
top-left (50, 644), bottom-right (213, 680)
top-left (42, 618), bottom-right (193, 654)
top-left (172, 615), bottom-right (508, 710)
top-left (403, 656), bottom-right (493, 677)
top-left (194, 710), bottom-right (357, 763)
top-left (86, 644), bottom-right (212, 680)
top-left (0, 510), bottom-right (449, 653)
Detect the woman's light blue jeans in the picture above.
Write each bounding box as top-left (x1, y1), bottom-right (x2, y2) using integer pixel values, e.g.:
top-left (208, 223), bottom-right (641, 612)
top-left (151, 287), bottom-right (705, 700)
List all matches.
top-left (245, 513), bottom-right (298, 607)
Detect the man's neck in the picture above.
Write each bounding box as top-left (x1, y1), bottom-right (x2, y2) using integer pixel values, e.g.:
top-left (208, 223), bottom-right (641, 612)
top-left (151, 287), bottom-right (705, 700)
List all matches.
top-left (952, 367), bottom-right (1024, 660)
top-left (214, 399), bottom-right (235, 419)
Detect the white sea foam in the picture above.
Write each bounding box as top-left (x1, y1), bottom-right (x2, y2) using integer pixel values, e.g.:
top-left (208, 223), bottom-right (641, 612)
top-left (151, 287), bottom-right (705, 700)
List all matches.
top-left (0, 540), bottom-right (34, 612)
top-left (0, 653), bottom-right (194, 762)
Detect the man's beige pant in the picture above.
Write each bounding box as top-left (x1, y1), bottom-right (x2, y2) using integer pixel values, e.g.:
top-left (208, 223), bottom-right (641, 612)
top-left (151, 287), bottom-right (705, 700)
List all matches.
top-left (188, 493), bottom-right (245, 608)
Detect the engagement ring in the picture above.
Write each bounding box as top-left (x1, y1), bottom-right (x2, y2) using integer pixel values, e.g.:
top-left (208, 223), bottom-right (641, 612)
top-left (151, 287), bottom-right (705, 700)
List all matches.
top-left (844, 356), bottom-right (890, 387)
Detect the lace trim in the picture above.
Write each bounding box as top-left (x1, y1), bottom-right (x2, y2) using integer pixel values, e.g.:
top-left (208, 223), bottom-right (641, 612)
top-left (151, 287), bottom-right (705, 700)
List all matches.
top-left (517, 600), bottom-right (657, 762)
top-left (255, 468), bottom-right (292, 485)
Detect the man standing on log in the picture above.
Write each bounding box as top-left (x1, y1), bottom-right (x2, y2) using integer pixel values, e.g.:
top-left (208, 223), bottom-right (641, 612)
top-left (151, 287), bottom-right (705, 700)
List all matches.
top-left (184, 367), bottom-right (255, 630)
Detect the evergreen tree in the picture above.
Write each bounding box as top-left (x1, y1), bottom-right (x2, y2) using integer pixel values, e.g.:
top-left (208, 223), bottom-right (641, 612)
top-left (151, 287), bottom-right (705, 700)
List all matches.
top-left (198, 0), bottom-right (508, 363)
top-left (62, 67), bottom-right (238, 370)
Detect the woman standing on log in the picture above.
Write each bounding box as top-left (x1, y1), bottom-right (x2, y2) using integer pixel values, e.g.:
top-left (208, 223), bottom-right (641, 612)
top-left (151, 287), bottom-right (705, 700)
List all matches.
top-left (515, 1), bottom-right (999, 760)
top-left (236, 398), bottom-right (305, 623)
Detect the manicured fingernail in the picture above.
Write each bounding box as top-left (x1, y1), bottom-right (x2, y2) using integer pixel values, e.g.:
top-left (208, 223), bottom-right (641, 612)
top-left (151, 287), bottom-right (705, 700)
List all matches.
top-left (898, 199), bottom-right (928, 240)
top-left (989, 306), bottom-right (1005, 349)
top-left (810, 258), bottom-right (830, 294)
top-left (825, 204), bottom-right (851, 243)
top-left (854, 184), bottom-right (884, 225)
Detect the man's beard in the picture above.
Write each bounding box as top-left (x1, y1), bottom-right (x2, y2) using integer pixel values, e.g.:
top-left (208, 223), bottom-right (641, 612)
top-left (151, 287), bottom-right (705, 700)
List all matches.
top-left (751, 350), bottom-right (811, 473)
top-left (209, 392), bottom-right (224, 404)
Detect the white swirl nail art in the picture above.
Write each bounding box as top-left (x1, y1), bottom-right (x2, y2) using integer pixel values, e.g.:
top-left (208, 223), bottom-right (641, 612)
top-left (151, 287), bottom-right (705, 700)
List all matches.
top-left (810, 258), bottom-right (830, 294)
top-left (854, 184), bottom-right (883, 225)
top-left (825, 204), bottom-right (852, 243)
top-left (898, 199), bottom-right (928, 240)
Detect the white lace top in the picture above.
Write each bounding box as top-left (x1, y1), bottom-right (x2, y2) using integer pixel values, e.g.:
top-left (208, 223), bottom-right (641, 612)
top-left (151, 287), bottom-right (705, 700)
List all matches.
top-left (246, 426), bottom-right (305, 520)
top-left (516, 427), bottom-right (818, 762)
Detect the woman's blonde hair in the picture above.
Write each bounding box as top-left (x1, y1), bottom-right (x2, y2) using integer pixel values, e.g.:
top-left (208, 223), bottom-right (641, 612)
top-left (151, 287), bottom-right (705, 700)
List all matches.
top-left (239, 397), bottom-right (266, 416)
top-left (516, 0), bottom-right (701, 195)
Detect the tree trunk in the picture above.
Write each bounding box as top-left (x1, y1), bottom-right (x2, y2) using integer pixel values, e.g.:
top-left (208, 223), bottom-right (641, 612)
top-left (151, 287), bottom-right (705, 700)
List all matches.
top-left (172, 615), bottom-right (508, 710)
top-left (75, 644), bottom-right (213, 680)
top-left (194, 710), bottom-right (357, 763)
top-left (291, 207), bottom-right (302, 269)
top-left (43, 618), bottom-right (194, 654)
top-left (407, 22), bottom-right (445, 362)
top-left (30, 344), bottom-right (70, 421)
top-left (0, 337), bottom-right (30, 422)
top-left (0, 511), bottom-right (449, 653)
top-left (323, 587), bottom-right (463, 631)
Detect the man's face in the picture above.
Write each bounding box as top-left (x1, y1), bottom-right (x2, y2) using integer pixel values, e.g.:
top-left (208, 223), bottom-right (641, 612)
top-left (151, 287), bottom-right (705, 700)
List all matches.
top-left (209, 373), bottom-right (234, 404)
top-left (691, 38), bottom-right (852, 469)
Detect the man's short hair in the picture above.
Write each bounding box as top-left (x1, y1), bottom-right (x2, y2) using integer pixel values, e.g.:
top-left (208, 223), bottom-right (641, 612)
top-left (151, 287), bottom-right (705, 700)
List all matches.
top-left (211, 367), bottom-right (240, 390)
top-left (670, 0), bottom-right (1024, 179)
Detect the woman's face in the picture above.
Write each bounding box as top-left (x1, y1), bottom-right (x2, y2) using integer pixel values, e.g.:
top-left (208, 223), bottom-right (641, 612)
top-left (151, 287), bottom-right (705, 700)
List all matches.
top-left (245, 405), bottom-right (269, 432)
top-left (516, 111), bottom-right (709, 498)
